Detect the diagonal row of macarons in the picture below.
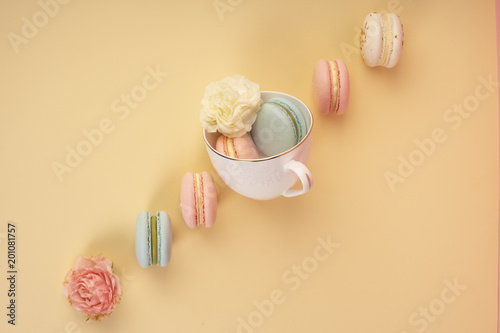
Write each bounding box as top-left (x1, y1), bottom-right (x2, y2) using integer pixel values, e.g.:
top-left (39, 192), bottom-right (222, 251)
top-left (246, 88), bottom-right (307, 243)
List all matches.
top-left (134, 11), bottom-right (404, 269)
top-left (312, 12), bottom-right (403, 116)
top-left (215, 12), bottom-right (404, 162)
top-left (135, 171), bottom-right (218, 268)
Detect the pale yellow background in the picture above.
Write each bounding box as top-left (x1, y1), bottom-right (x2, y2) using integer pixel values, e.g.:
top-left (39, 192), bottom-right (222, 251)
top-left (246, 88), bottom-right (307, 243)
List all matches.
top-left (0, 0), bottom-right (498, 332)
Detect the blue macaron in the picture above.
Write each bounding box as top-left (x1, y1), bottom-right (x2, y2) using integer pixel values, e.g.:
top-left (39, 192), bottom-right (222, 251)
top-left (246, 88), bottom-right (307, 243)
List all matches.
top-left (135, 211), bottom-right (172, 268)
top-left (250, 97), bottom-right (307, 157)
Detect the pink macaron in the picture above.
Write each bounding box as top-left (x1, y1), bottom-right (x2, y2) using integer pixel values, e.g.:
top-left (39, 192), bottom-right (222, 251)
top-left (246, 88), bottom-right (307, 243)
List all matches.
top-left (180, 172), bottom-right (217, 228)
top-left (312, 59), bottom-right (350, 115)
top-left (215, 133), bottom-right (260, 159)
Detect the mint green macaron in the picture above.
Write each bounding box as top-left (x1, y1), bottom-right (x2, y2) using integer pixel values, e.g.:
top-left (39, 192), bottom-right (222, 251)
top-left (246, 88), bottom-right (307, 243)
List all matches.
top-left (251, 97), bottom-right (307, 157)
top-left (135, 211), bottom-right (172, 268)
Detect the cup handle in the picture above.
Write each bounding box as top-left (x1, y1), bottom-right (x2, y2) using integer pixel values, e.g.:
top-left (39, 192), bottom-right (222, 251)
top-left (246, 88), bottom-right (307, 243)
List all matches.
top-left (282, 160), bottom-right (313, 198)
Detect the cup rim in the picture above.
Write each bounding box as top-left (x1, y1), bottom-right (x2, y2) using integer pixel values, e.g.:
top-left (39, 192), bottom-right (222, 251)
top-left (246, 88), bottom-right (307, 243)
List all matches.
top-left (203, 91), bottom-right (314, 162)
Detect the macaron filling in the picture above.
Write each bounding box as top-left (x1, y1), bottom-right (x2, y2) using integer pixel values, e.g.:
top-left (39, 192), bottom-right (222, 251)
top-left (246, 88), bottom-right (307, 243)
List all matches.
top-left (194, 173), bottom-right (205, 227)
top-left (150, 214), bottom-right (158, 265)
top-left (381, 14), bottom-right (393, 67)
top-left (328, 60), bottom-right (340, 113)
top-left (156, 212), bottom-right (163, 265)
top-left (224, 136), bottom-right (237, 158)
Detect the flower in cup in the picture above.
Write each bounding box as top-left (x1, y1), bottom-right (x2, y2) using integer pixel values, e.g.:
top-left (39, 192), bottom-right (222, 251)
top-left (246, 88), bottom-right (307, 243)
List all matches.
top-left (200, 75), bottom-right (263, 138)
top-left (62, 255), bottom-right (122, 321)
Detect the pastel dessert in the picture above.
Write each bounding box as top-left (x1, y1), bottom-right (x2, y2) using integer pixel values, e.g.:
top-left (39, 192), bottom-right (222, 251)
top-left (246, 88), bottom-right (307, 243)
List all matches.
top-left (215, 133), bottom-right (260, 159)
top-left (312, 59), bottom-right (350, 115)
top-left (135, 211), bottom-right (172, 268)
top-left (180, 172), bottom-right (217, 228)
top-left (360, 12), bottom-right (403, 68)
top-left (250, 97), bottom-right (307, 157)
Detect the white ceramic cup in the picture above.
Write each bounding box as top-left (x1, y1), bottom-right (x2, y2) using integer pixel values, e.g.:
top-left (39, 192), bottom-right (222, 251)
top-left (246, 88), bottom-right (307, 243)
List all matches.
top-left (203, 91), bottom-right (314, 200)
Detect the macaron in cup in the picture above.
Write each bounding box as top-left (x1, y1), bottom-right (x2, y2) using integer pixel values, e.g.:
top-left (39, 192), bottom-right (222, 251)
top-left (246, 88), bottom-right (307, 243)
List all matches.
top-left (250, 97), bottom-right (307, 157)
top-left (203, 91), bottom-right (314, 200)
top-left (135, 211), bottom-right (172, 268)
top-left (215, 133), bottom-right (260, 159)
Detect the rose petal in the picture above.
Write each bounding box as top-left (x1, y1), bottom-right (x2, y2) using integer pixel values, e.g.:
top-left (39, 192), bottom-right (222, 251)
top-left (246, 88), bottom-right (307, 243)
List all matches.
top-left (74, 256), bottom-right (97, 270)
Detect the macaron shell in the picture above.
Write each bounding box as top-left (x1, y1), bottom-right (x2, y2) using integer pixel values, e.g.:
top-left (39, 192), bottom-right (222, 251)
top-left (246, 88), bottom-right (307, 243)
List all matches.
top-left (360, 12), bottom-right (384, 67)
top-left (180, 172), bottom-right (217, 228)
top-left (386, 13), bottom-right (403, 68)
top-left (215, 133), bottom-right (260, 159)
top-left (312, 59), bottom-right (332, 115)
top-left (180, 172), bottom-right (197, 229)
top-left (251, 97), bottom-right (306, 157)
top-left (201, 171), bottom-right (217, 228)
top-left (270, 97), bottom-right (307, 139)
top-left (361, 12), bottom-right (403, 68)
top-left (231, 133), bottom-right (260, 159)
top-left (215, 135), bottom-right (229, 157)
top-left (157, 211), bottom-right (172, 267)
top-left (252, 103), bottom-right (296, 157)
top-left (335, 59), bottom-right (350, 115)
top-left (135, 211), bottom-right (151, 268)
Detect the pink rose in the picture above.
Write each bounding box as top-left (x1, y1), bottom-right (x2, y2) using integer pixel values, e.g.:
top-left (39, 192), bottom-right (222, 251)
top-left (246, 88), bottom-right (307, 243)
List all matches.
top-left (62, 255), bottom-right (122, 321)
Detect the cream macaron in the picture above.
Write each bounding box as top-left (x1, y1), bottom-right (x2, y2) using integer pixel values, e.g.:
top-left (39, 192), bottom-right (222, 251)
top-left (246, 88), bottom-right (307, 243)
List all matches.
top-left (360, 12), bottom-right (403, 68)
